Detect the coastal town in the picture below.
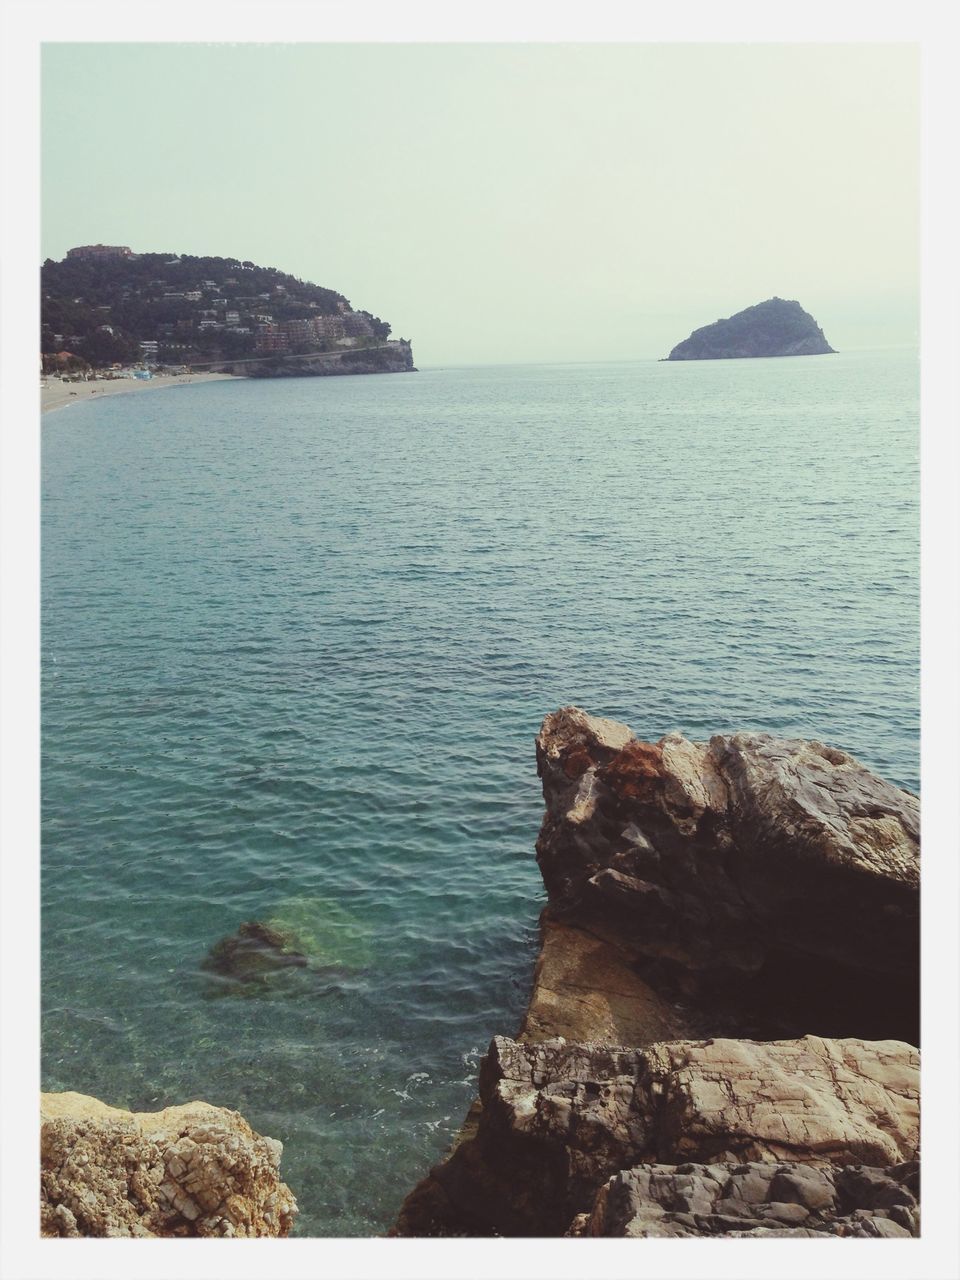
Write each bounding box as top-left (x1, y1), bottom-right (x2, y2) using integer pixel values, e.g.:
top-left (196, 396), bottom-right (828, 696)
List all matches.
top-left (41, 244), bottom-right (410, 381)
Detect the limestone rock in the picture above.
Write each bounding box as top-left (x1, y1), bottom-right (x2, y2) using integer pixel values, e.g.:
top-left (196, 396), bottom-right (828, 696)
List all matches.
top-left (665, 298), bottom-right (835, 360)
top-left (392, 708), bottom-right (920, 1239)
top-left (518, 916), bottom-right (699, 1047)
top-left (572, 1159), bottom-right (919, 1237)
top-left (40, 1092), bottom-right (297, 1237)
top-left (392, 1033), bottom-right (918, 1236)
top-left (535, 708), bottom-right (919, 1043)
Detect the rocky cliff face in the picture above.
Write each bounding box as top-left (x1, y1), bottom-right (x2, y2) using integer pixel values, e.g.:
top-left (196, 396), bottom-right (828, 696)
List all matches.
top-left (533, 708), bottom-right (918, 1045)
top-left (227, 340), bottom-right (416, 379)
top-left (666, 298), bottom-right (835, 359)
top-left (41, 1092), bottom-right (297, 1237)
top-left (392, 707), bottom-right (919, 1238)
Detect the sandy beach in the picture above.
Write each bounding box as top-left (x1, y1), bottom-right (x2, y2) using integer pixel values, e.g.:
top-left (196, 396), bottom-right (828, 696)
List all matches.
top-left (41, 371), bottom-right (242, 415)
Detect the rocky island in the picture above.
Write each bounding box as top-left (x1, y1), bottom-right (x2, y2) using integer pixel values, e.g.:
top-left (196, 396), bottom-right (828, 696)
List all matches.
top-left (666, 298), bottom-right (835, 360)
top-left (392, 708), bottom-right (919, 1238)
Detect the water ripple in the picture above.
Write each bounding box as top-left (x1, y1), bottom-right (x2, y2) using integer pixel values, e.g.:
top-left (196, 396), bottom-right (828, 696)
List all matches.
top-left (41, 351), bottom-right (918, 1234)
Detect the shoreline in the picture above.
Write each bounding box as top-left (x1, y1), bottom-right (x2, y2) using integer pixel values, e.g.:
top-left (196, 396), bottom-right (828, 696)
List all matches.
top-left (41, 371), bottom-right (242, 415)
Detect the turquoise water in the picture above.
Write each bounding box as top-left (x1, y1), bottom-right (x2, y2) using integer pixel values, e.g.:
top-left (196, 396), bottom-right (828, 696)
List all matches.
top-left (41, 351), bottom-right (918, 1235)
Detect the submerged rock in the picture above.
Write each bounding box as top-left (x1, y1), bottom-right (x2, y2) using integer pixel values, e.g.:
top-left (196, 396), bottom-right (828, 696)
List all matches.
top-left (203, 920), bottom-right (309, 984)
top-left (203, 895), bottom-right (372, 989)
top-left (666, 297), bottom-right (835, 359)
top-left (391, 706), bottom-right (920, 1238)
top-left (41, 1091), bottom-right (297, 1237)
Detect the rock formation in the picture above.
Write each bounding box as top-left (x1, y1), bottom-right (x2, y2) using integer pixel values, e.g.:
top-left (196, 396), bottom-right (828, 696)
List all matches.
top-left (203, 894), bottom-right (372, 991)
top-left (41, 1092), bottom-right (297, 1237)
top-left (235, 340), bottom-right (415, 378)
top-left (533, 708), bottom-right (919, 1045)
top-left (666, 298), bottom-right (835, 359)
top-left (572, 1159), bottom-right (919, 1238)
top-left (392, 707), bottom-right (919, 1238)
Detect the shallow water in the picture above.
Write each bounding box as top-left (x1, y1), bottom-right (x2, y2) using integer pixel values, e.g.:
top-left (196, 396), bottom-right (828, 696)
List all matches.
top-left (41, 350), bottom-right (918, 1234)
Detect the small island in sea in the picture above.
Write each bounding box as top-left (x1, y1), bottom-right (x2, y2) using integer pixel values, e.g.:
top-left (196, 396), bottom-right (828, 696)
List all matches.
top-left (41, 244), bottom-right (415, 380)
top-left (665, 297), bottom-right (835, 360)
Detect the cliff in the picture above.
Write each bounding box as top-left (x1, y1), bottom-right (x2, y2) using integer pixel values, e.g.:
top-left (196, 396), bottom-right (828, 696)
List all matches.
top-left (220, 340), bottom-right (416, 379)
top-left (666, 298), bottom-right (835, 360)
top-left (392, 707), bottom-right (919, 1238)
top-left (41, 1091), bottom-right (297, 1237)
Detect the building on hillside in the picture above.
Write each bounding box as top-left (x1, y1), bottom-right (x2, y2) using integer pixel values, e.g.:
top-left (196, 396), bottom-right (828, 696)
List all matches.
top-left (225, 311), bottom-right (241, 326)
top-left (281, 319), bottom-right (316, 344)
top-left (66, 244), bottom-right (132, 261)
top-left (312, 315), bottom-right (345, 340)
top-left (140, 341), bottom-right (159, 360)
top-left (341, 311), bottom-right (374, 338)
top-left (256, 328), bottom-right (289, 353)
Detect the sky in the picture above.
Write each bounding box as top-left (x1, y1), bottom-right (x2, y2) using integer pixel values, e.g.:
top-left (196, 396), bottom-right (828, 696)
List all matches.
top-left (41, 42), bottom-right (919, 364)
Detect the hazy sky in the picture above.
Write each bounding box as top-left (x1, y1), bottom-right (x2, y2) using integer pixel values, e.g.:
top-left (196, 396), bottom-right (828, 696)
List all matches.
top-left (42, 43), bottom-right (918, 364)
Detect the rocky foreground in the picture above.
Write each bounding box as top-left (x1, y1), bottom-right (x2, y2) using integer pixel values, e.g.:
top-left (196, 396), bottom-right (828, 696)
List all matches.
top-left (41, 1092), bottom-right (297, 1237)
top-left (393, 707), bottom-right (919, 1238)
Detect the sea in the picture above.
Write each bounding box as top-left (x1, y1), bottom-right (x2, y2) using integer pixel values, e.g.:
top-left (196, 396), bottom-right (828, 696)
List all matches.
top-left (41, 349), bottom-right (919, 1235)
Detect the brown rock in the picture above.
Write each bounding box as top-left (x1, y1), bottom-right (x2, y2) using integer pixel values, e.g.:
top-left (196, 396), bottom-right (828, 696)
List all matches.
top-left (535, 709), bottom-right (919, 1044)
top-left (517, 917), bottom-right (698, 1046)
top-left (392, 707), bottom-right (921, 1239)
top-left (393, 1033), bottom-right (918, 1236)
top-left (573, 1159), bottom-right (919, 1237)
top-left (40, 1092), bottom-right (297, 1237)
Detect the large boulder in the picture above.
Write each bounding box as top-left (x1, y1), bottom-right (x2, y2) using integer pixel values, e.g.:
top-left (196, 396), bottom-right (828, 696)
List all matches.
top-left (572, 1159), bottom-right (919, 1238)
top-left (392, 1033), bottom-right (918, 1237)
top-left (534, 708), bottom-right (919, 1043)
top-left (391, 708), bottom-right (920, 1238)
top-left (41, 1092), bottom-right (297, 1237)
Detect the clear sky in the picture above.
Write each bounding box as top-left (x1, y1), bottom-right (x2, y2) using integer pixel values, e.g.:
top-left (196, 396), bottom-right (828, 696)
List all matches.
top-left (41, 42), bottom-right (918, 364)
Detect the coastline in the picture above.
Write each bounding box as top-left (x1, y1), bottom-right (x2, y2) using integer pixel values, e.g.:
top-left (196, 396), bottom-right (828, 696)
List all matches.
top-left (41, 371), bottom-right (242, 415)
